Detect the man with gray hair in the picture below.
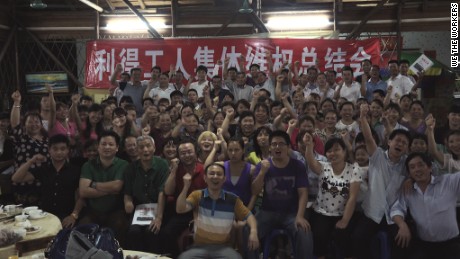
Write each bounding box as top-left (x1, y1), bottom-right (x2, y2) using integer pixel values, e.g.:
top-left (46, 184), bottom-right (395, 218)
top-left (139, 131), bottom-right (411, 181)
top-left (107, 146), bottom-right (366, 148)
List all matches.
top-left (123, 135), bottom-right (169, 253)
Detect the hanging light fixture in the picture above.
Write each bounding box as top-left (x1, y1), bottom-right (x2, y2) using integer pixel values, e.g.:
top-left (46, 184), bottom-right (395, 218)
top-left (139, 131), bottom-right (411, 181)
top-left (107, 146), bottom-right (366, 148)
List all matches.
top-left (30, 0), bottom-right (47, 9)
top-left (239, 0), bottom-right (253, 14)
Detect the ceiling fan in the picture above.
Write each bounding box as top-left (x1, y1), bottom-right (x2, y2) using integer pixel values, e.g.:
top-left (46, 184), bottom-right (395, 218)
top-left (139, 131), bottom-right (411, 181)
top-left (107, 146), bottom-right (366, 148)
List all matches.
top-left (30, 0), bottom-right (48, 9)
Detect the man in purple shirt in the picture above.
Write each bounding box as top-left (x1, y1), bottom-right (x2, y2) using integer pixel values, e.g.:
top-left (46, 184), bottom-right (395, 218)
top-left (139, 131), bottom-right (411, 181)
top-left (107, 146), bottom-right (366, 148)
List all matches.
top-left (249, 130), bottom-right (313, 258)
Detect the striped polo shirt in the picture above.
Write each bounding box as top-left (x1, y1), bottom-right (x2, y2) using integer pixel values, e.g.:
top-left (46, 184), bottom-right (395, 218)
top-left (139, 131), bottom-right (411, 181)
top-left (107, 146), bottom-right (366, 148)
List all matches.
top-left (186, 189), bottom-right (252, 245)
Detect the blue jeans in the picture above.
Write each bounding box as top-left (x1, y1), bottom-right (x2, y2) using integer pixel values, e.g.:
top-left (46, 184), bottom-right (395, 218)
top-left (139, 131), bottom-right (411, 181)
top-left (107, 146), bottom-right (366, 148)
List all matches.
top-left (246, 210), bottom-right (314, 259)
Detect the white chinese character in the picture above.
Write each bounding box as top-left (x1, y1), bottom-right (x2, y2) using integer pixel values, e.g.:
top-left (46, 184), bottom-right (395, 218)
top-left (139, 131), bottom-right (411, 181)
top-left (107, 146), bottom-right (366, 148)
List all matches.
top-left (324, 48), bottom-right (347, 76)
top-left (245, 46), bottom-right (268, 72)
top-left (221, 46), bottom-right (242, 71)
top-left (125, 48), bottom-right (140, 71)
top-left (194, 46), bottom-right (215, 77)
top-left (145, 50), bottom-right (164, 78)
top-left (95, 49), bottom-right (107, 81)
top-left (349, 47), bottom-right (372, 75)
top-left (298, 47), bottom-right (317, 75)
top-left (118, 48), bottom-right (127, 70)
top-left (108, 48), bottom-right (115, 76)
top-left (175, 48), bottom-right (191, 79)
top-left (271, 47), bottom-right (294, 72)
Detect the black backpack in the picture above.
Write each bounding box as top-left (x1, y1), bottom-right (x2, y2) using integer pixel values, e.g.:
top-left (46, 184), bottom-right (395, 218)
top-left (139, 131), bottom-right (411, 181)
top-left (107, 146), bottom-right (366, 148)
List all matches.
top-left (44, 224), bottom-right (123, 259)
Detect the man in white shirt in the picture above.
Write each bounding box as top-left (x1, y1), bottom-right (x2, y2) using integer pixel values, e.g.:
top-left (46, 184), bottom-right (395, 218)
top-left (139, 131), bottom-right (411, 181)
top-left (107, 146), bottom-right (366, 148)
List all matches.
top-left (147, 72), bottom-right (176, 103)
top-left (254, 71), bottom-right (275, 100)
top-left (353, 104), bottom-right (411, 259)
top-left (189, 65), bottom-right (209, 98)
top-left (399, 59), bottom-right (417, 84)
top-left (326, 70), bottom-right (338, 90)
top-left (305, 67), bottom-right (318, 90)
top-left (334, 66), bottom-right (365, 104)
top-left (386, 60), bottom-right (414, 103)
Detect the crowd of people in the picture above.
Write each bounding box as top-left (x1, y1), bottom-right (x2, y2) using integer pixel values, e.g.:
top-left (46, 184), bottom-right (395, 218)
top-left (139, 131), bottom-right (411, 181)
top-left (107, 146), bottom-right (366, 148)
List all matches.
top-left (0, 56), bottom-right (459, 259)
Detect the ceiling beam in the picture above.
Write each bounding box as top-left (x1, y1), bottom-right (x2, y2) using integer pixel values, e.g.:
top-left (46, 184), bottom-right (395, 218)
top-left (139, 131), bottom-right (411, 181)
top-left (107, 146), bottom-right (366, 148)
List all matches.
top-left (171, 0), bottom-right (178, 37)
top-left (346, 0), bottom-right (387, 39)
top-left (138, 0), bottom-right (146, 10)
top-left (215, 12), bottom-right (238, 36)
top-left (121, 0), bottom-right (162, 38)
top-left (249, 12), bottom-right (269, 33)
top-left (105, 0), bottom-right (115, 11)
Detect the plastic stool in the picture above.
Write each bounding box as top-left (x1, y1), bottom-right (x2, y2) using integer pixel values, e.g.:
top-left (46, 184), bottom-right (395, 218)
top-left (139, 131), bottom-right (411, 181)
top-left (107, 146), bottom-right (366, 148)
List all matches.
top-left (262, 229), bottom-right (295, 259)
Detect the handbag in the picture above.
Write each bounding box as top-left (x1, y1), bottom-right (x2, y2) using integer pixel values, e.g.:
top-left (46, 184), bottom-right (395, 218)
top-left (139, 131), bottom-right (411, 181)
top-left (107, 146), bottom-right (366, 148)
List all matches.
top-left (44, 224), bottom-right (123, 259)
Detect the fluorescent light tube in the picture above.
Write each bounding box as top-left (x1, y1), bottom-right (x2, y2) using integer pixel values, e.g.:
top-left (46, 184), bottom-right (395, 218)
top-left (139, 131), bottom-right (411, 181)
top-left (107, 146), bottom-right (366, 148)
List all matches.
top-left (79, 0), bottom-right (104, 12)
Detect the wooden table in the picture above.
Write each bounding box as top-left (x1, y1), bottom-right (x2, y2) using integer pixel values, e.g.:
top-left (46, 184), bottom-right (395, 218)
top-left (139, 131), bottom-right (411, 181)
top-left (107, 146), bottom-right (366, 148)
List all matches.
top-left (0, 213), bottom-right (61, 258)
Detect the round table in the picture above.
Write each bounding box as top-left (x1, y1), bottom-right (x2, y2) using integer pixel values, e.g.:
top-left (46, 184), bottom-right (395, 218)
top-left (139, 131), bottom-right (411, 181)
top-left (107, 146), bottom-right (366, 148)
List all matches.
top-left (0, 212), bottom-right (62, 258)
top-left (123, 250), bottom-right (171, 258)
top-left (18, 249), bottom-right (172, 258)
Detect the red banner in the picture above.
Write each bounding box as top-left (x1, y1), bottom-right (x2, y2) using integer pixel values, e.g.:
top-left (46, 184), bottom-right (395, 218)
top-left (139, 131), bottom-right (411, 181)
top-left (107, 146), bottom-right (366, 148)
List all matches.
top-left (85, 38), bottom-right (381, 89)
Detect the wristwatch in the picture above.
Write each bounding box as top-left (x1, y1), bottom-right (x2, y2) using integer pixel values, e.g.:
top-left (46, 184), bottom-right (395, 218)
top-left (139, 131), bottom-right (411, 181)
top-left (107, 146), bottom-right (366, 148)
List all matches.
top-left (90, 181), bottom-right (97, 189)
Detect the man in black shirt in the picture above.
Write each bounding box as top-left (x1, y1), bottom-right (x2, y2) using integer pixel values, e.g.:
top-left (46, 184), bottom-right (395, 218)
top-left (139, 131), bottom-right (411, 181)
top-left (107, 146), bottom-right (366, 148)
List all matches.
top-left (12, 134), bottom-right (84, 228)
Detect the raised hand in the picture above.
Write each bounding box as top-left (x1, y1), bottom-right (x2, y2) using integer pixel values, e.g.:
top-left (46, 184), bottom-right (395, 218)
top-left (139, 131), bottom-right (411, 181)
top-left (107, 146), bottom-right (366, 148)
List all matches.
top-left (360, 103), bottom-right (369, 118)
top-left (425, 114), bottom-right (435, 130)
top-left (11, 90), bottom-right (21, 103)
top-left (260, 159), bottom-right (270, 172)
top-left (216, 128), bottom-right (223, 138)
top-left (170, 158), bottom-right (180, 172)
top-left (288, 119), bottom-right (298, 128)
top-left (71, 93), bottom-right (81, 105)
top-left (387, 85), bottom-right (393, 94)
top-left (183, 173), bottom-right (192, 188)
top-left (303, 132), bottom-right (314, 149)
top-left (45, 83), bottom-right (54, 93)
top-left (142, 124), bottom-right (151, 136)
top-left (226, 108), bottom-right (235, 119)
top-left (276, 75), bottom-right (285, 83)
top-left (115, 63), bottom-right (123, 73)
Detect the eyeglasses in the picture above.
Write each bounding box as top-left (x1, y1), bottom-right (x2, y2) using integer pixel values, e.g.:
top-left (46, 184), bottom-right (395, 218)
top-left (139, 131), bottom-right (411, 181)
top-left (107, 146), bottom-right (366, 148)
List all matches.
top-left (270, 142), bottom-right (287, 148)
